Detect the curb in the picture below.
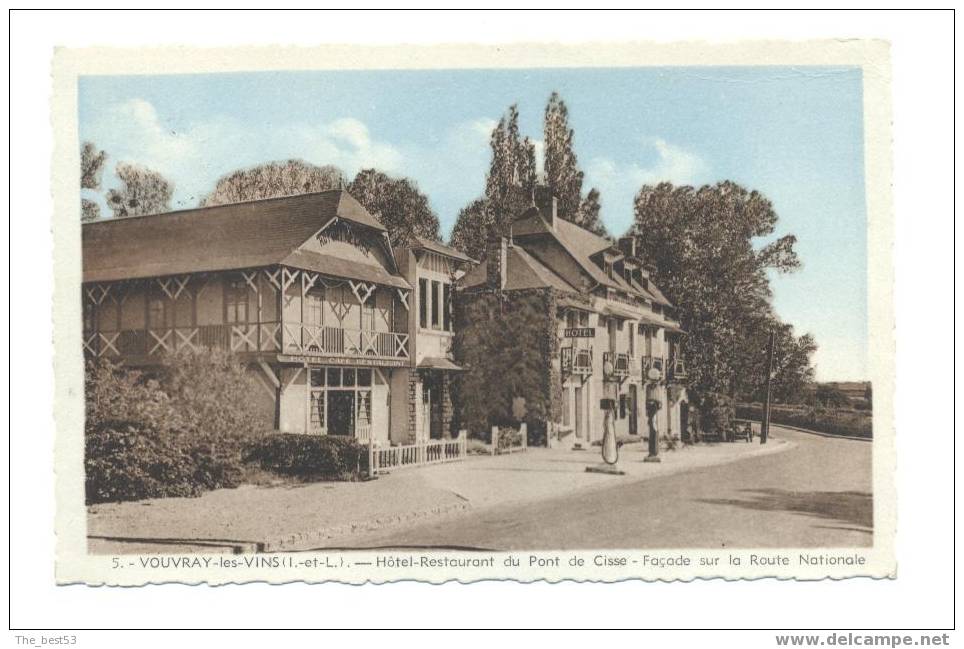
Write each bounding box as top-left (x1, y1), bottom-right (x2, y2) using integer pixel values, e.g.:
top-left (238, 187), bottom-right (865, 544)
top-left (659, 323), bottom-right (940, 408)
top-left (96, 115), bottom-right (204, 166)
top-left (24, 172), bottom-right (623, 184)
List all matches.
top-left (260, 500), bottom-right (472, 552)
top-left (749, 420), bottom-right (872, 442)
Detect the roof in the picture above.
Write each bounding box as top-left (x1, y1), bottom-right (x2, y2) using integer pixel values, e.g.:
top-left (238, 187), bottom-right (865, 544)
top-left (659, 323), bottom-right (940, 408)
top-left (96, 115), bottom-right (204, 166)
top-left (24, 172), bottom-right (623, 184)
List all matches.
top-left (413, 236), bottom-right (476, 263)
top-left (82, 190), bottom-right (393, 284)
top-left (282, 249), bottom-right (410, 289)
top-left (601, 304), bottom-right (639, 320)
top-left (459, 245), bottom-right (578, 293)
top-left (417, 357), bottom-right (466, 371)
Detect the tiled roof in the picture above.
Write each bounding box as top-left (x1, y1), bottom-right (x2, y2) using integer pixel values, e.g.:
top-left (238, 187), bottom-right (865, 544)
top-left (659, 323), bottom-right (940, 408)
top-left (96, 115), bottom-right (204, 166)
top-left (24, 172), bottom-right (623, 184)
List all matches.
top-left (458, 245), bottom-right (578, 293)
top-left (82, 190), bottom-right (391, 283)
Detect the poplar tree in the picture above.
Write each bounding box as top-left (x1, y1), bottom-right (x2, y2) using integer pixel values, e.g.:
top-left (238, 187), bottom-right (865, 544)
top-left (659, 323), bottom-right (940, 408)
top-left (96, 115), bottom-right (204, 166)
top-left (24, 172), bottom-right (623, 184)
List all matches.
top-left (451, 105), bottom-right (536, 261)
top-left (543, 92), bottom-right (606, 236)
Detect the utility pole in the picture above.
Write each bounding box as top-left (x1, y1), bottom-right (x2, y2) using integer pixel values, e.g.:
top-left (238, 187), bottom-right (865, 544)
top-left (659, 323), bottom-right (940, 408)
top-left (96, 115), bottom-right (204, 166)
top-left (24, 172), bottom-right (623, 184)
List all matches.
top-left (761, 330), bottom-right (775, 444)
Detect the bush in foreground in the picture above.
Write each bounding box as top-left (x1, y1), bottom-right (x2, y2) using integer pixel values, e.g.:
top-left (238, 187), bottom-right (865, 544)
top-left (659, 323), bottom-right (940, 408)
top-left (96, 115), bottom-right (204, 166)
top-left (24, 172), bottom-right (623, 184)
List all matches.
top-left (84, 350), bottom-right (263, 505)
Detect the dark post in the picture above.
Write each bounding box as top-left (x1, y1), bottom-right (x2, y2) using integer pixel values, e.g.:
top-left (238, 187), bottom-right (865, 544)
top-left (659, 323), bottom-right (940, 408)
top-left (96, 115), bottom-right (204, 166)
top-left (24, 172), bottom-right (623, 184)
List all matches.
top-left (761, 330), bottom-right (775, 444)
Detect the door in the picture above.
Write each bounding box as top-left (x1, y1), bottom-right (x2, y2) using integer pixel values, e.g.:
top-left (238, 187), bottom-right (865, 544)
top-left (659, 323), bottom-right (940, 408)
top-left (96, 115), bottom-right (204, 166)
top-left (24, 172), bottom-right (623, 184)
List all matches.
top-left (628, 384), bottom-right (638, 435)
top-left (680, 401), bottom-right (690, 443)
top-left (423, 373), bottom-right (444, 439)
top-left (327, 390), bottom-right (355, 436)
top-left (574, 384), bottom-right (584, 440)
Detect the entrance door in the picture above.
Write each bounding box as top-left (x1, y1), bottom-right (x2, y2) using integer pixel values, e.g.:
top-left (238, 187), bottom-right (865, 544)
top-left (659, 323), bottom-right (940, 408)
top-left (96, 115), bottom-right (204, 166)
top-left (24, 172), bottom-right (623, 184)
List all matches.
top-left (574, 384), bottom-right (584, 439)
top-left (628, 384), bottom-right (638, 435)
top-left (327, 390), bottom-right (355, 436)
top-left (680, 401), bottom-right (690, 443)
top-left (422, 374), bottom-right (444, 439)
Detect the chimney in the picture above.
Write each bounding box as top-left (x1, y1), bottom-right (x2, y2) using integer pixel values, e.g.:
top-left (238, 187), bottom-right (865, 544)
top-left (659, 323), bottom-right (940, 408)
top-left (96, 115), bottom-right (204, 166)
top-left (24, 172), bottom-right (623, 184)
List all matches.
top-left (487, 230), bottom-right (508, 290)
top-left (534, 185), bottom-right (558, 230)
top-left (618, 235), bottom-right (637, 259)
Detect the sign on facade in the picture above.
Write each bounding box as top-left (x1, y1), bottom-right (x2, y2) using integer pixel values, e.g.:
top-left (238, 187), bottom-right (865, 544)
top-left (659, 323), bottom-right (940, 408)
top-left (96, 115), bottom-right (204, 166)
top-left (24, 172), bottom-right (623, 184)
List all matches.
top-left (563, 327), bottom-right (594, 338)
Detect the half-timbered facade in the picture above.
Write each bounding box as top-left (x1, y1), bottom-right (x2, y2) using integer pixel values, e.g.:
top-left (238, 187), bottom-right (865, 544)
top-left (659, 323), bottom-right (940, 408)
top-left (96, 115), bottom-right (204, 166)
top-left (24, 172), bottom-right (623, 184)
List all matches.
top-left (460, 189), bottom-right (690, 448)
top-left (82, 190), bottom-right (471, 444)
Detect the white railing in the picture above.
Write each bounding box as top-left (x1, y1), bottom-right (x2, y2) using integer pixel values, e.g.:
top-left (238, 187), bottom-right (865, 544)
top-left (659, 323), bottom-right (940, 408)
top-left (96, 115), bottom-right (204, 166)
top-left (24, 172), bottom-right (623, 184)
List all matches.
top-left (284, 323), bottom-right (409, 359)
top-left (490, 423), bottom-right (528, 455)
top-left (369, 431), bottom-right (467, 476)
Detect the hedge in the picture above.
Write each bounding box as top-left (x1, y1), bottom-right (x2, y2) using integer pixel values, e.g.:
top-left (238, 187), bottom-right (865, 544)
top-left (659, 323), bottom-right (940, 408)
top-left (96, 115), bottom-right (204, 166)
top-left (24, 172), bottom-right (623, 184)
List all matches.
top-left (245, 434), bottom-right (369, 480)
top-left (736, 403), bottom-right (872, 439)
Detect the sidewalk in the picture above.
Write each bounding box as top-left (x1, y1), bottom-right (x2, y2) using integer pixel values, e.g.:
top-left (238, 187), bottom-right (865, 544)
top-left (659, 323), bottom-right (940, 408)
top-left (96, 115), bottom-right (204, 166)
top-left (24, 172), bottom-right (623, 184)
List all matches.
top-left (87, 437), bottom-right (791, 554)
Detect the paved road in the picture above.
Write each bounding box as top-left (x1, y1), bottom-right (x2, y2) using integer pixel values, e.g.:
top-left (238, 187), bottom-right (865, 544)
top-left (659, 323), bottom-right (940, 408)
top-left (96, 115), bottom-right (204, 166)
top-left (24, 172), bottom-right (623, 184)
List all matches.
top-left (318, 426), bottom-right (873, 550)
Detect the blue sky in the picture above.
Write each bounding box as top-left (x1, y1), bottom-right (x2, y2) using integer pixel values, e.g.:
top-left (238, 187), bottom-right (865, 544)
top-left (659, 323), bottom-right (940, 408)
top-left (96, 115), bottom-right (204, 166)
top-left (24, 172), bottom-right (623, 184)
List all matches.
top-left (78, 66), bottom-right (867, 381)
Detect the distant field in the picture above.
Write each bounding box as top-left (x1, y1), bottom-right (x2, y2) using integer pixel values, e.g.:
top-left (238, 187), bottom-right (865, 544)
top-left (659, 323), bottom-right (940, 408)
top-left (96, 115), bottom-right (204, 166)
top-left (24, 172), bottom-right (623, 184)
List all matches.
top-left (736, 403), bottom-right (873, 439)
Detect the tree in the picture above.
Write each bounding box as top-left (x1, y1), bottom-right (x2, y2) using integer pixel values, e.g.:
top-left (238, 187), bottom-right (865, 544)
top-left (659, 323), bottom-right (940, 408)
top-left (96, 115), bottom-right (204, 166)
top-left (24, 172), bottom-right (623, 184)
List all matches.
top-left (80, 141), bottom-right (107, 222)
top-left (451, 105), bottom-right (537, 260)
top-left (201, 160), bottom-right (345, 207)
top-left (543, 92), bottom-right (607, 236)
top-left (813, 384), bottom-right (852, 409)
top-left (578, 188), bottom-right (603, 235)
top-left (450, 199), bottom-right (493, 264)
top-left (81, 199), bottom-right (101, 222)
top-left (81, 141), bottom-right (107, 191)
top-left (629, 181), bottom-right (814, 413)
top-left (347, 168), bottom-right (441, 247)
top-left (106, 162), bottom-right (174, 218)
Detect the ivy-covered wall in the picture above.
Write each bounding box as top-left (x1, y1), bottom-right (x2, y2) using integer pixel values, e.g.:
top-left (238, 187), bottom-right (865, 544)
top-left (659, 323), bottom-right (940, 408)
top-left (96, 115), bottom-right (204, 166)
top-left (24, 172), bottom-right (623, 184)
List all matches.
top-left (451, 287), bottom-right (563, 445)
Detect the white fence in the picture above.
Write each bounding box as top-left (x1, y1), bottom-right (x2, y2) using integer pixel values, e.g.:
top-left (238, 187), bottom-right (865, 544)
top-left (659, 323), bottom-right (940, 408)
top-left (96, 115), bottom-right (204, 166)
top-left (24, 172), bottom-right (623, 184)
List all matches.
top-left (490, 423), bottom-right (528, 455)
top-left (369, 431), bottom-right (468, 476)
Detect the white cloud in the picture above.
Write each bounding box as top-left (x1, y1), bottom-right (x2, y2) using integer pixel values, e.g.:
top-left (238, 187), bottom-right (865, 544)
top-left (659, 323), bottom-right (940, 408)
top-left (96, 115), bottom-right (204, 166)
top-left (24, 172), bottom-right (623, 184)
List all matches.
top-left (85, 98), bottom-right (404, 208)
top-left (584, 137), bottom-right (708, 234)
top-left (586, 137), bottom-right (707, 190)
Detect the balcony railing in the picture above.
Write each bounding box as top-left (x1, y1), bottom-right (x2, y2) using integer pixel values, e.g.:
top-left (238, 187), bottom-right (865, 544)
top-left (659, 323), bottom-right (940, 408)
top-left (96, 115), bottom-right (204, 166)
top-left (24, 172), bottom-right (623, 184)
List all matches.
top-left (667, 354), bottom-right (688, 382)
top-left (83, 321), bottom-right (409, 361)
top-left (573, 348), bottom-right (593, 376)
top-left (603, 351), bottom-right (630, 380)
top-left (642, 355), bottom-right (666, 381)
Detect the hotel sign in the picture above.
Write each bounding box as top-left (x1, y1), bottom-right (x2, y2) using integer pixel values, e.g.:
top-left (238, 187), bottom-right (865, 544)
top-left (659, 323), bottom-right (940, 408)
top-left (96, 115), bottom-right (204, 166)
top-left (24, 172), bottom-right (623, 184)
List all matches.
top-left (277, 354), bottom-right (408, 368)
top-left (563, 327), bottom-right (594, 338)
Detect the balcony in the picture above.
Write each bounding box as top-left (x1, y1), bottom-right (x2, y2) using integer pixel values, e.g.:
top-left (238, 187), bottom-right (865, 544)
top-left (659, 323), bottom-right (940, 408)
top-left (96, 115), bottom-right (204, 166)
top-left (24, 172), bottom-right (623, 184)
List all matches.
top-left (83, 321), bottom-right (410, 362)
top-left (667, 354), bottom-right (688, 383)
top-left (642, 355), bottom-right (666, 382)
top-left (573, 348), bottom-right (593, 376)
top-left (603, 351), bottom-right (630, 381)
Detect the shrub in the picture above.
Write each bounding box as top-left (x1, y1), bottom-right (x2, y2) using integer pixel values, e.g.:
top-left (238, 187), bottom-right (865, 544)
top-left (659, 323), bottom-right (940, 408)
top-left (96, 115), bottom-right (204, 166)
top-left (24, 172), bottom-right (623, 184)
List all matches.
top-left (697, 392), bottom-right (735, 437)
top-left (84, 350), bottom-right (263, 505)
top-left (735, 403), bottom-right (872, 438)
top-left (496, 426), bottom-right (523, 450)
top-left (85, 423), bottom-right (246, 503)
top-left (246, 434), bottom-right (369, 480)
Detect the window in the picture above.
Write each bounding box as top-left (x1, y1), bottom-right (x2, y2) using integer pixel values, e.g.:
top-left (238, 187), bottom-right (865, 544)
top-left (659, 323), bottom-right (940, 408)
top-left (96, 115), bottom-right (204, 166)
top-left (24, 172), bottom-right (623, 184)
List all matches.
top-left (419, 278), bottom-right (428, 329)
top-left (148, 295), bottom-right (169, 329)
top-left (442, 283), bottom-right (451, 331)
top-left (343, 368), bottom-right (356, 387)
top-left (357, 369), bottom-right (372, 387)
top-left (361, 294), bottom-right (375, 331)
top-left (629, 323), bottom-right (636, 357)
top-left (431, 280), bottom-right (441, 329)
top-left (327, 368), bottom-right (342, 387)
top-left (619, 395), bottom-right (628, 419)
top-left (83, 302), bottom-right (95, 333)
top-left (306, 288), bottom-right (325, 326)
top-left (309, 391), bottom-right (326, 430)
top-left (310, 368), bottom-right (325, 387)
top-left (225, 279), bottom-right (249, 324)
top-left (565, 309), bottom-right (589, 328)
top-left (356, 391), bottom-right (372, 428)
